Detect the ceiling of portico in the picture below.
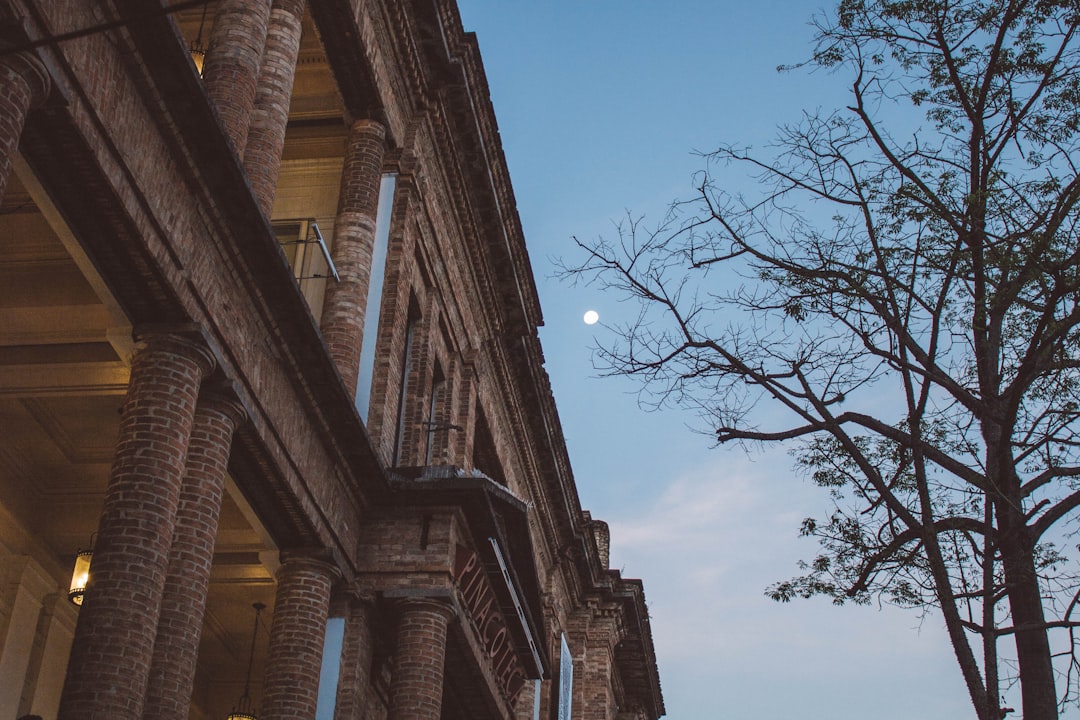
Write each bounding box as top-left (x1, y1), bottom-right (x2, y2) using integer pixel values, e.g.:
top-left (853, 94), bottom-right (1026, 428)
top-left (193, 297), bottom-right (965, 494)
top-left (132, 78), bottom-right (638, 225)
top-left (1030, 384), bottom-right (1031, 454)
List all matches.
top-left (0, 0), bottom-right (348, 578)
top-left (0, 163), bottom-right (276, 715)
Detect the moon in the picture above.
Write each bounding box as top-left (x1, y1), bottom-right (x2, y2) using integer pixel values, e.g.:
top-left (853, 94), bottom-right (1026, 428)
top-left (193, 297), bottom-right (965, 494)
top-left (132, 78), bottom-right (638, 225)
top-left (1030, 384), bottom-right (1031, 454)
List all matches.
top-left (583, 310), bottom-right (599, 325)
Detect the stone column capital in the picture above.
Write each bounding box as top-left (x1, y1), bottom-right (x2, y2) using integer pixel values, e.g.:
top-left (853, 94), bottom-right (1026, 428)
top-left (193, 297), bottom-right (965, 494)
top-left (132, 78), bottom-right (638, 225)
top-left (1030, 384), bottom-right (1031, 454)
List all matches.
top-left (132, 325), bottom-right (217, 379)
top-left (393, 595), bottom-right (456, 620)
top-left (198, 378), bottom-right (249, 428)
top-left (0, 41), bottom-right (51, 204)
top-left (277, 548), bottom-right (342, 582)
top-left (347, 117), bottom-right (387, 138)
top-left (0, 49), bottom-right (50, 109)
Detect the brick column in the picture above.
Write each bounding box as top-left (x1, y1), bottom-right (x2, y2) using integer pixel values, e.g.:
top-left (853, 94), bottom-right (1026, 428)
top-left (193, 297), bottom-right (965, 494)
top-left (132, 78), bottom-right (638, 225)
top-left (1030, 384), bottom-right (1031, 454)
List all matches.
top-left (331, 599), bottom-right (377, 720)
top-left (243, 0), bottom-right (306, 216)
top-left (455, 360), bottom-right (478, 467)
top-left (513, 680), bottom-right (538, 720)
top-left (261, 552), bottom-right (340, 720)
top-left (590, 517), bottom-right (611, 569)
top-left (387, 598), bottom-right (454, 720)
top-left (0, 51), bottom-right (49, 203)
top-left (320, 119), bottom-right (387, 399)
top-left (568, 609), bottom-right (623, 720)
top-left (58, 333), bottom-right (214, 720)
top-left (142, 385), bottom-right (247, 720)
top-left (201, 0), bottom-right (272, 153)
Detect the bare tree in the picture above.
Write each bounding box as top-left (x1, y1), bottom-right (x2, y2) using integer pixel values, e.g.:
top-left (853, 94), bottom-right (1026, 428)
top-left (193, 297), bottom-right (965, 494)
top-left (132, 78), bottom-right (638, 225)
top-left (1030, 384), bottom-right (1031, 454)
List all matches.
top-left (563, 2), bottom-right (1080, 718)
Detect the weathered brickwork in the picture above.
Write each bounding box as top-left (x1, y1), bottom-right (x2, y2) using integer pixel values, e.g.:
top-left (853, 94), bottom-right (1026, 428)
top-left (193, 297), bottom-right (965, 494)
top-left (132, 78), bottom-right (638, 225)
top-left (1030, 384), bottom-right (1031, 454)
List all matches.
top-left (202, 0), bottom-right (272, 153)
top-left (0, 51), bottom-right (48, 200)
top-left (244, 0), bottom-right (306, 215)
top-left (387, 598), bottom-right (455, 720)
top-left (0, 0), bottom-right (663, 719)
top-left (568, 608), bottom-right (623, 720)
top-left (366, 178), bottom-right (425, 464)
top-left (58, 333), bottom-right (214, 720)
top-left (332, 599), bottom-right (379, 720)
top-left (144, 388), bottom-right (247, 720)
top-left (321, 119), bottom-right (387, 399)
top-left (262, 553), bottom-right (339, 720)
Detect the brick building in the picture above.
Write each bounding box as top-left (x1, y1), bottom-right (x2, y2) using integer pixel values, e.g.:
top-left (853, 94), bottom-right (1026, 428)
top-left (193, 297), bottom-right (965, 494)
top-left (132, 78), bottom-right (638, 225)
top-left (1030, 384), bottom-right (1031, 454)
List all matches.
top-left (0, 1), bottom-right (664, 720)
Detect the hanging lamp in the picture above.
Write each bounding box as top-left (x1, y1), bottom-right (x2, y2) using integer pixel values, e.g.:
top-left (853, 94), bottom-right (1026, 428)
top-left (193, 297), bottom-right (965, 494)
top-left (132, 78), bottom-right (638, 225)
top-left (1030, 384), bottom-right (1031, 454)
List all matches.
top-left (68, 534), bottom-right (95, 605)
top-left (189, 1), bottom-right (209, 74)
top-left (226, 601), bottom-right (265, 720)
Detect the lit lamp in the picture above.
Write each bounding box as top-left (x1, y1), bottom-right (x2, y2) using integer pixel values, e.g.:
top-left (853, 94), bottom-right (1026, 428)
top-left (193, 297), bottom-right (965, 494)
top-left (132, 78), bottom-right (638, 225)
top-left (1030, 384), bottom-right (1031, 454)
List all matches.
top-left (189, 2), bottom-right (209, 75)
top-left (226, 602), bottom-right (265, 720)
top-left (68, 538), bottom-right (94, 606)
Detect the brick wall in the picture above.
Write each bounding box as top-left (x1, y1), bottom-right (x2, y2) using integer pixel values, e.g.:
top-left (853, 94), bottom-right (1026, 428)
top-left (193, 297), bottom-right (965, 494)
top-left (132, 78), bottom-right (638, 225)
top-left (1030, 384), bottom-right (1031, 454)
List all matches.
top-left (2, 0), bottom-right (663, 717)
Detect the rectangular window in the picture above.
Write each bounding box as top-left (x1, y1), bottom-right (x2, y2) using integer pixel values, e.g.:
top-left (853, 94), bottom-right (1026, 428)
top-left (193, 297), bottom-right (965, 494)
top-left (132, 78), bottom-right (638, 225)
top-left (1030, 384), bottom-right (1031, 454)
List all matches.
top-left (354, 173), bottom-right (396, 421)
top-left (472, 405), bottom-right (505, 485)
top-left (557, 634), bottom-right (573, 720)
top-left (314, 615), bottom-right (346, 720)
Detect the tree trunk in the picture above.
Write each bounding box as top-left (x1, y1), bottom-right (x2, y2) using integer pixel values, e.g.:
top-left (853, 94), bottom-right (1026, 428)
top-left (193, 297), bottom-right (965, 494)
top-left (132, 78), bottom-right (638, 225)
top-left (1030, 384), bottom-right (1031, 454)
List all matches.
top-left (997, 500), bottom-right (1058, 720)
top-left (983, 408), bottom-right (1057, 719)
top-left (983, 498), bottom-right (1001, 720)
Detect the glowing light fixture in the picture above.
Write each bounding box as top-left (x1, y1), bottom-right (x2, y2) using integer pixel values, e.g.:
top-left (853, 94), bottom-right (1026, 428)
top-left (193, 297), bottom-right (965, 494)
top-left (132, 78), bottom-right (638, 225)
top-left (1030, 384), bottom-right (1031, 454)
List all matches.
top-left (226, 602), bottom-right (266, 720)
top-left (189, 2), bottom-right (209, 75)
top-left (68, 536), bottom-right (94, 606)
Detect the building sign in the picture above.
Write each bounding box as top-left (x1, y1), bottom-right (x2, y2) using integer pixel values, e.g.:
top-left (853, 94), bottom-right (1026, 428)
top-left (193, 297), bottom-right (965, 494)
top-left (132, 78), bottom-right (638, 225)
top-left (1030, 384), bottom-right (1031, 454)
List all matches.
top-left (454, 544), bottom-right (528, 703)
top-left (558, 633), bottom-right (573, 720)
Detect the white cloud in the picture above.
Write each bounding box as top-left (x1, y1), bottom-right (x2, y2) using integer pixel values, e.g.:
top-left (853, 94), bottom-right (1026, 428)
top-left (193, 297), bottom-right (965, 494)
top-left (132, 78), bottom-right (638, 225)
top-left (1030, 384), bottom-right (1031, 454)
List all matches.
top-left (609, 447), bottom-right (813, 582)
top-left (603, 447), bottom-right (975, 720)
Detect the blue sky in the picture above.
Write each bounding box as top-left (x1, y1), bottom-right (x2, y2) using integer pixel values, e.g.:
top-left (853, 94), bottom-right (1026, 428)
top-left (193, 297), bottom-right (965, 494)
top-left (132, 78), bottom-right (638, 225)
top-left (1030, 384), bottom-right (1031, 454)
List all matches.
top-left (454, 2), bottom-right (984, 718)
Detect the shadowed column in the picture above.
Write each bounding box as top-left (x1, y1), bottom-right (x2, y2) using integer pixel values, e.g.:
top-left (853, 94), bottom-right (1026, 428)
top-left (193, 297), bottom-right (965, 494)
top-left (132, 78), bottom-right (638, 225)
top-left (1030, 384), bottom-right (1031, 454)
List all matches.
top-left (320, 119), bottom-right (387, 399)
top-left (0, 50), bottom-right (49, 203)
top-left (567, 609), bottom-right (623, 720)
top-left (330, 598), bottom-right (378, 720)
top-left (261, 552), bottom-right (340, 720)
top-left (142, 385), bottom-right (247, 720)
top-left (58, 333), bottom-right (215, 720)
top-left (243, 0), bottom-right (306, 216)
top-left (387, 598), bottom-right (455, 720)
top-left (201, 0), bottom-right (272, 153)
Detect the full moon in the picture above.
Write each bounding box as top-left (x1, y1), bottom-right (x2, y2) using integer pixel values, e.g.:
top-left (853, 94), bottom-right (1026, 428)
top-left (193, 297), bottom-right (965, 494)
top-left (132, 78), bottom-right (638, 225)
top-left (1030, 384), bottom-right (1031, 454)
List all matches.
top-left (583, 310), bottom-right (599, 325)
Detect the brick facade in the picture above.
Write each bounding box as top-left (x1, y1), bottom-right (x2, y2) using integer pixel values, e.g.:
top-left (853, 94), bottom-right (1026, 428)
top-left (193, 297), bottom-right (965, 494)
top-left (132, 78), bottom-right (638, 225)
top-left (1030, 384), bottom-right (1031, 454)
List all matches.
top-left (0, 1), bottom-right (664, 719)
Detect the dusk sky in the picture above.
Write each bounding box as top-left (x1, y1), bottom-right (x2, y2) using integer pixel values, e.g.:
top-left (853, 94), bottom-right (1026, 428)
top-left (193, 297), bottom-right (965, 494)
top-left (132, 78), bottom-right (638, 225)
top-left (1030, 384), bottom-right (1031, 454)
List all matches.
top-left (453, 2), bottom-right (993, 718)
